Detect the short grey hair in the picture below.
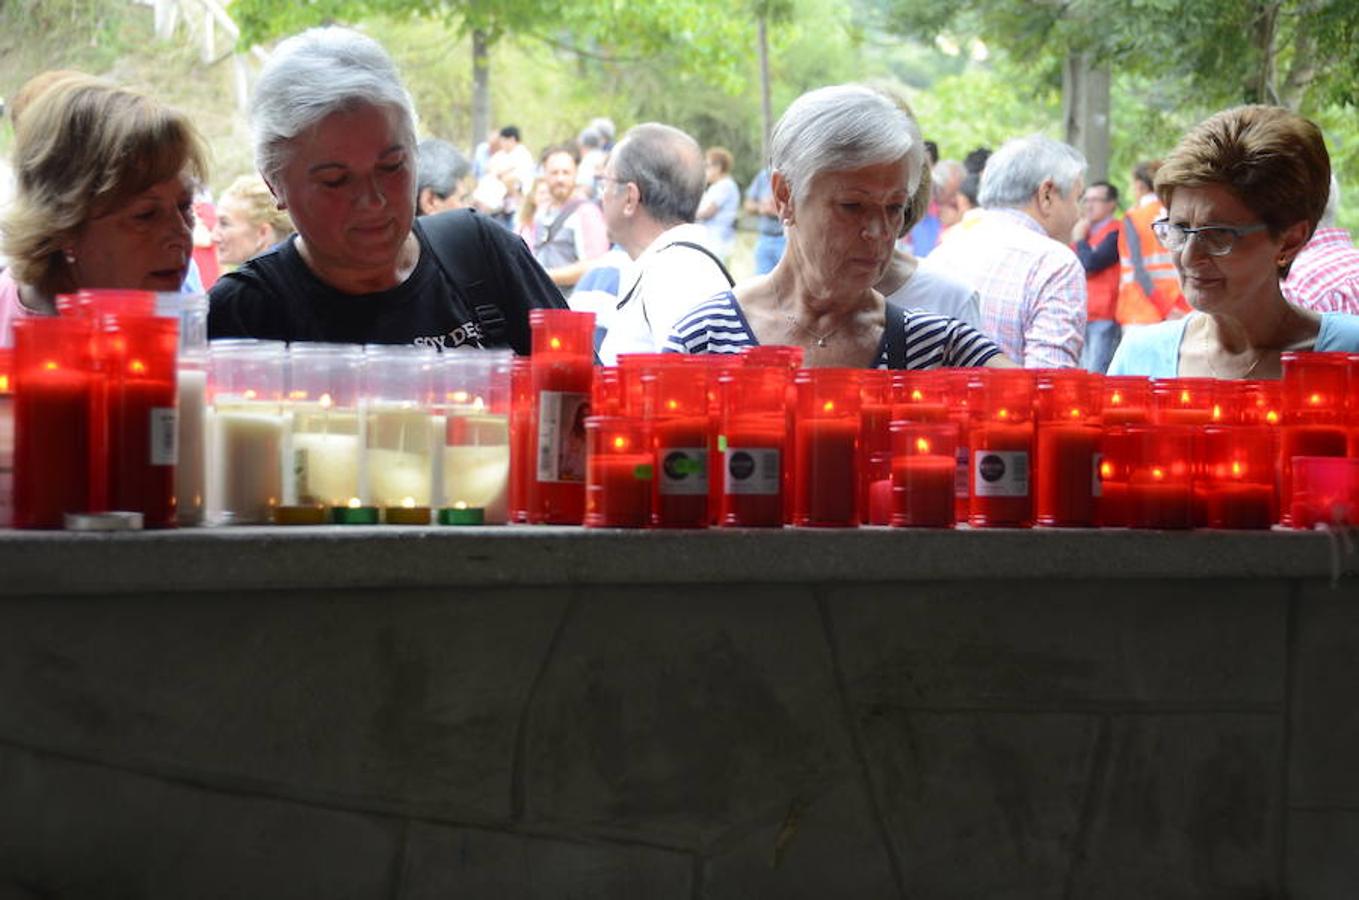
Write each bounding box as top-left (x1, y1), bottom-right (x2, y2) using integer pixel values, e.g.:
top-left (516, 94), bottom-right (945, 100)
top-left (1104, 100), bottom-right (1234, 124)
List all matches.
top-left (770, 84), bottom-right (926, 204)
top-left (416, 138), bottom-right (470, 199)
top-left (251, 27), bottom-right (417, 188)
top-left (612, 122), bottom-right (705, 226)
top-left (978, 134), bottom-right (1086, 210)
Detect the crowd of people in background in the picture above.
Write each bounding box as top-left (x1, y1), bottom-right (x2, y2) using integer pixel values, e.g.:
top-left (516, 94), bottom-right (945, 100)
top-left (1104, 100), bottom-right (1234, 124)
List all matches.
top-left (1, 24), bottom-right (1358, 375)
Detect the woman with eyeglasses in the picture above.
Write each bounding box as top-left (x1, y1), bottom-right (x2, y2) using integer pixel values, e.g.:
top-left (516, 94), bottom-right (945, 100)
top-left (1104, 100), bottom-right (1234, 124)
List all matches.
top-left (1108, 105), bottom-right (1359, 377)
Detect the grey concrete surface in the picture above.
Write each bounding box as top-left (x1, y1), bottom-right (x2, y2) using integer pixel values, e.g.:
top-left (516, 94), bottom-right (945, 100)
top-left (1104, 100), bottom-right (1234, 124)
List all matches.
top-left (0, 527), bottom-right (1355, 896)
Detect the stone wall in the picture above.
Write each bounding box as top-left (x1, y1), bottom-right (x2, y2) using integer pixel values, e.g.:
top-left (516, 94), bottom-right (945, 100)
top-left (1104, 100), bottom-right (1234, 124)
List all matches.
top-left (0, 528), bottom-right (1354, 897)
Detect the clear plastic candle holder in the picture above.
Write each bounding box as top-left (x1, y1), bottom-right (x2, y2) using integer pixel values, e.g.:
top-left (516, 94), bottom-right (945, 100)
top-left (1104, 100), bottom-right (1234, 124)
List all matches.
top-left (438, 348), bottom-right (512, 524)
top-left (207, 339), bottom-right (287, 525)
top-left (284, 343), bottom-right (365, 511)
top-left (362, 344), bottom-right (438, 513)
top-left (156, 293), bottom-right (209, 525)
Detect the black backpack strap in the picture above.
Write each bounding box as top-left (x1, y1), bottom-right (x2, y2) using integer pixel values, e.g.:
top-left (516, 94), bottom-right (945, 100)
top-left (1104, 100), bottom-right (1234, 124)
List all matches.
top-left (419, 209), bottom-right (505, 347)
top-left (534, 198), bottom-right (587, 252)
top-left (883, 301), bottom-right (910, 370)
top-left (667, 240), bottom-right (736, 288)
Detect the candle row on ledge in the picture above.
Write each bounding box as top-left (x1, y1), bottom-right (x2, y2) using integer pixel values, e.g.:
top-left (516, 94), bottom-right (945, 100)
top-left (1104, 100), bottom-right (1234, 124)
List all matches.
top-left (513, 311), bottom-right (1359, 530)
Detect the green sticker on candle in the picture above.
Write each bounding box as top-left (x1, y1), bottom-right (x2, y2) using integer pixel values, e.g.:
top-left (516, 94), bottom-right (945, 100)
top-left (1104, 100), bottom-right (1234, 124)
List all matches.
top-left (717, 434), bottom-right (728, 452)
top-left (633, 464), bottom-right (654, 481)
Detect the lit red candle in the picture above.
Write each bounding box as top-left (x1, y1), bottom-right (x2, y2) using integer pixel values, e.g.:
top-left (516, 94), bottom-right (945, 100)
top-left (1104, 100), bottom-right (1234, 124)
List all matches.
top-left (1124, 425), bottom-right (1195, 529)
top-left (1102, 376), bottom-right (1150, 427)
top-left (585, 416), bottom-right (653, 528)
top-left (860, 369), bottom-right (893, 525)
top-left (1199, 425), bottom-right (1276, 529)
top-left (1150, 378), bottom-right (1218, 426)
top-left (1288, 457), bottom-right (1359, 529)
top-left (12, 318), bottom-right (97, 529)
top-left (967, 369), bottom-right (1034, 527)
top-left (1034, 370), bottom-right (1102, 527)
top-left (1280, 352), bottom-right (1350, 526)
top-left (718, 366), bottom-right (789, 527)
top-left (528, 310), bottom-right (595, 524)
top-left (793, 369), bottom-right (861, 527)
top-left (890, 421), bottom-right (956, 528)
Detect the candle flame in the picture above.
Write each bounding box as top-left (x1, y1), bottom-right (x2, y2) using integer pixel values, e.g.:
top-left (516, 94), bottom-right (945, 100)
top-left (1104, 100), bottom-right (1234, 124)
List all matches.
top-left (666, 398), bottom-right (679, 411)
top-left (0, 375), bottom-right (9, 392)
top-left (1308, 392), bottom-right (1323, 406)
top-left (549, 337), bottom-right (562, 351)
top-left (454, 501), bottom-right (468, 510)
top-left (612, 435), bottom-right (628, 451)
top-left (43, 360), bottom-right (59, 371)
top-left (1211, 404), bottom-right (1223, 421)
top-left (243, 389), bottom-right (258, 400)
top-left (1110, 391), bottom-right (1123, 405)
top-left (401, 497), bottom-right (416, 509)
top-left (1231, 460), bottom-right (1244, 478)
top-left (1266, 411), bottom-right (1280, 425)
top-left (129, 359), bottom-right (147, 375)
top-left (319, 393), bottom-right (333, 409)
top-left (997, 407), bottom-right (1009, 420)
top-left (1151, 466), bottom-right (1165, 481)
top-left (472, 396), bottom-right (485, 411)
top-left (1069, 407), bottom-right (1082, 419)
top-left (347, 497), bottom-right (362, 509)
top-left (1099, 461), bottom-right (1114, 478)
top-left (822, 400), bottom-right (835, 413)
top-left (1179, 389), bottom-right (1192, 405)
top-left (915, 437), bottom-right (930, 453)
top-left (452, 390), bottom-right (470, 404)
top-left (910, 389), bottom-right (924, 402)
top-left (288, 390), bottom-right (308, 401)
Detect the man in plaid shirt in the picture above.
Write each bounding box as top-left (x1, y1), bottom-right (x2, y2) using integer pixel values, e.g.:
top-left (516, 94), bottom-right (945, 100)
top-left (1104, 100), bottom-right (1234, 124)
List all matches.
top-left (921, 135), bottom-right (1087, 368)
top-left (1282, 177), bottom-right (1359, 314)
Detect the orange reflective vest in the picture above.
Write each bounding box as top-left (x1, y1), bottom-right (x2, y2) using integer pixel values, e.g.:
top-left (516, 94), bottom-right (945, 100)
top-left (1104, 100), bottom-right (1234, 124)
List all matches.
top-left (1115, 199), bottom-right (1187, 325)
top-left (1085, 217), bottom-right (1121, 322)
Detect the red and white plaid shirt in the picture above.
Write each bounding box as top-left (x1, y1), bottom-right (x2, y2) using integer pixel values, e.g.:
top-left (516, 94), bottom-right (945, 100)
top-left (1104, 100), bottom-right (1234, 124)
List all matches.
top-left (1282, 227), bottom-right (1359, 315)
top-left (921, 208), bottom-right (1086, 368)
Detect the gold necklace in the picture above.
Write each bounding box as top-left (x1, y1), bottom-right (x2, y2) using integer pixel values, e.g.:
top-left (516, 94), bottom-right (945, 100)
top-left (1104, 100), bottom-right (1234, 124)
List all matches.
top-left (1199, 318), bottom-right (1268, 379)
top-left (785, 313), bottom-right (841, 348)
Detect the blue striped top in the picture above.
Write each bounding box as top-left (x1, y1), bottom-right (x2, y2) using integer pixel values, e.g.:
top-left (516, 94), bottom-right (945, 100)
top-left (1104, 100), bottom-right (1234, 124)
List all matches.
top-left (663, 291), bottom-right (1002, 369)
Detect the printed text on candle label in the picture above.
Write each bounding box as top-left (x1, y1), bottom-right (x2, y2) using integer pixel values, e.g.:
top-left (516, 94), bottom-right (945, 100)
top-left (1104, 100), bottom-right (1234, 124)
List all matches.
top-left (973, 450), bottom-right (1029, 497)
top-left (725, 448), bottom-right (781, 495)
top-left (150, 408), bottom-right (179, 466)
top-left (659, 447), bottom-right (708, 495)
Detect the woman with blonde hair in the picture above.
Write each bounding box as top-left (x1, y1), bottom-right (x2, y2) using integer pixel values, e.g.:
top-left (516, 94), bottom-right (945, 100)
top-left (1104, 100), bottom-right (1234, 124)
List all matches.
top-left (212, 174), bottom-right (295, 267)
top-left (0, 74), bottom-right (207, 345)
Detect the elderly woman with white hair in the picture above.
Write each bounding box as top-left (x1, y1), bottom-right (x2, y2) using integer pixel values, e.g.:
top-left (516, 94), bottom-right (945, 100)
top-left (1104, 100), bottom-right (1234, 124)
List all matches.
top-left (207, 27), bottom-right (564, 351)
top-left (664, 84), bottom-right (1008, 369)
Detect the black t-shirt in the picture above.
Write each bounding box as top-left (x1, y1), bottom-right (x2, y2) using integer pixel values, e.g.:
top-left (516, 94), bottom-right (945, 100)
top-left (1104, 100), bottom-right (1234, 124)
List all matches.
top-left (207, 210), bottom-right (565, 354)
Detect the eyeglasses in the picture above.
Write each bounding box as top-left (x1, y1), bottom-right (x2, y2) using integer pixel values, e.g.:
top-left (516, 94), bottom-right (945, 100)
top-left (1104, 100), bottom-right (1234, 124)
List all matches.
top-left (1151, 218), bottom-right (1268, 257)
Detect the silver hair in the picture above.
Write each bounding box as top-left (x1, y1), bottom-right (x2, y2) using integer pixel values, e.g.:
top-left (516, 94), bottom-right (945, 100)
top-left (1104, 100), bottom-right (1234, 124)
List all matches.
top-left (978, 134), bottom-right (1086, 209)
top-left (612, 122), bottom-right (705, 226)
top-left (1321, 174), bottom-right (1340, 228)
top-left (251, 27), bottom-right (417, 189)
top-left (416, 138), bottom-right (470, 199)
top-left (770, 84), bottom-right (926, 203)
top-left (931, 159), bottom-right (965, 199)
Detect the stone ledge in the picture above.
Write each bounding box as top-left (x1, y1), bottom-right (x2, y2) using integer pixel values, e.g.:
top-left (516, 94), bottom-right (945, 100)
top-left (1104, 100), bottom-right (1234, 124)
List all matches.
top-left (0, 525), bottom-right (1354, 596)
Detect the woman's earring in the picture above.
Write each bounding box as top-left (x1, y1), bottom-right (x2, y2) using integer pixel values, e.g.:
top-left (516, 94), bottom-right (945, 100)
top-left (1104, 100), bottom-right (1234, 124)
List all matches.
top-left (63, 249), bottom-right (76, 265)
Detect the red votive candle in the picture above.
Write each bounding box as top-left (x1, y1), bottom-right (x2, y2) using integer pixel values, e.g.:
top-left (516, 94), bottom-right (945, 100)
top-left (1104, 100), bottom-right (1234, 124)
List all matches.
top-left (1034, 370), bottom-right (1102, 527)
top-left (967, 368), bottom-right (1034, 527)
top-left (648, 359), bottom-right (711, 528)
top-left (890, 420), bottom-right (956, 528)
top-left (1199, 425), bottom-right (1276, 529)
top-left (743, 344), bottom-right (804, 370)
top-left (890, 370), bottom-right (950, 423)
top-left (1097, 378), bottom-right (1149, 527)
top-left (860, 369), bottom-right (893, 525)
top-left (1102, 376), bottom-right (1151, 427)
top-left (99, 313), bottom-right (179, 528)
top-left (718, 365), bottom-right (787, 527)
top-left (1289, 456), bottom-right (1359, 529)
top-left (1280, 352), bottom-right (1350, 526)
top-left (1150, 377), bottom-right (1218, 426)
top-left (528, 309), bottom-right (595, 524)
top-left (934, 369), bottom-right (973, 524)
top-left (12, 317), bottom-right (97, 528)
top-left (508, 356), bottom-right (533, 524)
top-left (793, 368), bottom-right (861, 527)
top-left (585, 415), bottom-right (653, 528)
top-left (1124, 425), bottom-right (1195, 529)
top-left (592, 366), bottom-right (623, 417)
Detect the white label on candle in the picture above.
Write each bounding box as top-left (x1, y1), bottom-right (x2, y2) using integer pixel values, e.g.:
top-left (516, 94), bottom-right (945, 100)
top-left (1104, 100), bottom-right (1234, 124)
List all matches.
top-left (536, 390), bottom-right (587, 484)
top-left (149, 407), bottom-right (179, 466)
top-left (954, 444), bottom-right (970, 498)
top-left (973, 450), bottom-right (1029, 497)
top-left (1091, 452), bottom-right (1103, 498)
top-left (658, 446), bottom-right (708, 495)
top-left (724, 447), bottom-right (780, 496)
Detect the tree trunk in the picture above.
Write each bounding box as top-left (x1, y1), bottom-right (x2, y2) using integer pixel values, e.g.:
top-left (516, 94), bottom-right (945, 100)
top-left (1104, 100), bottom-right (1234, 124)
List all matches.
top-left (1244, 1), bottom-right (1281, 104)
top-left (472, 29), bottom-right (491, 152)
top-left (758, 14), bottom-right (773, 167)
top-left (1062, 52), bottom-right (1111, 183)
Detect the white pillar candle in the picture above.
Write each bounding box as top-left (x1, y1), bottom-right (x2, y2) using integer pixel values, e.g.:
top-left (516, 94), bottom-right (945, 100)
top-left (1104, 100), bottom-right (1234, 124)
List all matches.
top-left (208, 402), bottom-right (286, 524)
top-left (364, 405), bottom-right (435, 507)
top-left (175, 367), bottom-right (207, 526)
top-left (288, 405), bottom-right (361, 507)
top-left (442, 411), bottom-right (510, 523)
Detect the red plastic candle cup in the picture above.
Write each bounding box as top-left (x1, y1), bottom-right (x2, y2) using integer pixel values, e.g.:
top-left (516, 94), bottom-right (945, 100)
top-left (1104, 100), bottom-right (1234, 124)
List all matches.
top-left (528, 309), bottom-right (595, 524)
top-left (792, 369), bottom-right (861, 527)
top-left (934, 369), bottom-right (974, 523)
top-left (55, 289), bottom-right (157, 320)
top-left (718, 366), bottom-right (789, 527)
top-left (615, 353), bottom-right (673, 419)
top-left (743, 344), bottom-right (804, 370)
top-left (508, 357), bottom-right (533, 524)
top-left (649, 360), bottom-right (711, 528)
top-left (0, 348), bottom-right (12, 527)
top-left (1235, 380), bottom-right (1283, 428)
top-left (585, 416), bottom-right (653, 528)
top-left (890, 371), bottom-right (950, 423)
top-left (1279, 352), bottom-right (1350, 526)
top-left (1199, 425), bottom-right (1276, 529)
top-left (890, 421), bottom-right (956, 528)
top-left (99, 313), bottom-right (180, 528)
top-left (1289, 457), bottom-right (1359, 529)
top-left (1034, 370), bottom-right (1102, 527)
top-left (1150, 377), bottom-right (1217, 426)
top-left (1124, 425), bottom-right (1195, 529)
top-left (1102, 376), bottom-right (1151, 426)
top-left (1096, 427), bottom-right (1134, 527)
top-left (860, 369), bottom-right (893, 525)
top-left (12, 317), bottom-right (97, 529)
top-left (967, 368), bottom-right (1034, 527)
top-left (592, 366), bottom-right (624, 416)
